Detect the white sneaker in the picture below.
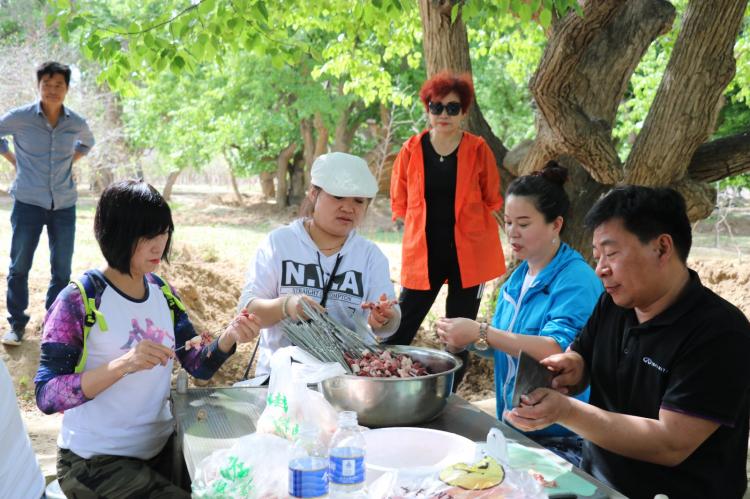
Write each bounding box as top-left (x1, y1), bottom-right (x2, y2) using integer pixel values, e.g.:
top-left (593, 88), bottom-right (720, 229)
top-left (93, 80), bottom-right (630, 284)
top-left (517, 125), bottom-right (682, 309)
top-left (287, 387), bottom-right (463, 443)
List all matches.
top-left (1, 330), bottom-right (22, 346)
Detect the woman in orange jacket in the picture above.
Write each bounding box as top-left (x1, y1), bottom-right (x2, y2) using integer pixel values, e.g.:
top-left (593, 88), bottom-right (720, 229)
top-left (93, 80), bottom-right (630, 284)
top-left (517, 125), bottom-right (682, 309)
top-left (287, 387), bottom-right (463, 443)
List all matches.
top-left (388, 71), bottom-right (506, 382)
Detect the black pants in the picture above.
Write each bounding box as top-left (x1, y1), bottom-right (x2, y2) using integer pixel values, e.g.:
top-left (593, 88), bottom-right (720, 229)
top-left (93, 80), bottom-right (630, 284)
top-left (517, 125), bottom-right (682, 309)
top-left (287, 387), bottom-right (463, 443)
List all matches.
top-left (386, 242), bottom-right (482, 390)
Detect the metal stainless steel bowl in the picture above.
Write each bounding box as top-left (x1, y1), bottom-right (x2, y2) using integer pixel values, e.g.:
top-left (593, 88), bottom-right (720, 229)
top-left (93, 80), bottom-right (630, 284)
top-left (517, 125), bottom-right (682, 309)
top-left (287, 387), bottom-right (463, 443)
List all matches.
top-left (320, 345), bottom-right (462, 427)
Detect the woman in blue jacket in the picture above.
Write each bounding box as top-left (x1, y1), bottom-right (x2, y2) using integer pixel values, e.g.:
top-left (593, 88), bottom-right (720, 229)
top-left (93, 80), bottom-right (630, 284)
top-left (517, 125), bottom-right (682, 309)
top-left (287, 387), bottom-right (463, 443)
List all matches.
top-left (436, 161), bottom-right (602, 465)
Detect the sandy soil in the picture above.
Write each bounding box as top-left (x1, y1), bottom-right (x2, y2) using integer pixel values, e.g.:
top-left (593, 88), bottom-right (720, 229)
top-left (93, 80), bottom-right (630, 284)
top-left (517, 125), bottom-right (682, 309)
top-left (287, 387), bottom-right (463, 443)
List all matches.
top-left (3, 189), bottom-right (749, 481)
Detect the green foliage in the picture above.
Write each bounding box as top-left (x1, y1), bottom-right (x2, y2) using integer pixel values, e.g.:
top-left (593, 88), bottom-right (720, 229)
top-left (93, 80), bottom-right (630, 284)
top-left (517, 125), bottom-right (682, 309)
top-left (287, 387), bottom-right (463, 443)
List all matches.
top-left (469, 14), bottom-right (546, 147)
top-left (460, 0), bottom-right (581, 30)
top-left (47, 0), bottom-right (749, 190)
top-left (45, 0), bottom-right (425, 106)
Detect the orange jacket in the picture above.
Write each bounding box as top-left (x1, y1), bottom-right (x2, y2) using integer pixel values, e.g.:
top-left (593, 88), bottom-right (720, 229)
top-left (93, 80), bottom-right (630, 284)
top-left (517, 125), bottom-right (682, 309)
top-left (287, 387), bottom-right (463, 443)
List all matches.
top-left (390, 130), bottom-right (506, 290)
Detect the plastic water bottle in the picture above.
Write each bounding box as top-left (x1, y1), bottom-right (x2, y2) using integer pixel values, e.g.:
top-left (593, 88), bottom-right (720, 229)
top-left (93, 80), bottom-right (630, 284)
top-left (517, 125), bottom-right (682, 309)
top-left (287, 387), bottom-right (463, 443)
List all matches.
top-left (289, 422), bottom-right (329, 498)
top-left (328, 411), bottom-right (366, 498)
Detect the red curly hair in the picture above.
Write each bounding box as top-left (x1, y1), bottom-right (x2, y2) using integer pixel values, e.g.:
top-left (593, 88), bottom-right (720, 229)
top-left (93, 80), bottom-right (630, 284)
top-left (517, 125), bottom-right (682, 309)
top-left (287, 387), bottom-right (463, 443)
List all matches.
top-left (419, 71), bottom-right (475, 113)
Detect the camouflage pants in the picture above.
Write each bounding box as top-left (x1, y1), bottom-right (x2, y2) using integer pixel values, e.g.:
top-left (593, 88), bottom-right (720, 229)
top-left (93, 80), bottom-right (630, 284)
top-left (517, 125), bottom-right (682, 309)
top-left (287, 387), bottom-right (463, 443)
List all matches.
top-left (56, 436), bottom-right (190, 499)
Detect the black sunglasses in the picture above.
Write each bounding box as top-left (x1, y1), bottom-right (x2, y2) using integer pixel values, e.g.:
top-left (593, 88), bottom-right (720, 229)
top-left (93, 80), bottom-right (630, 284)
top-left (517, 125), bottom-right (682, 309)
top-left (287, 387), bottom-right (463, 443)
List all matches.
top-left (428, 101), bottom-right (462, 116)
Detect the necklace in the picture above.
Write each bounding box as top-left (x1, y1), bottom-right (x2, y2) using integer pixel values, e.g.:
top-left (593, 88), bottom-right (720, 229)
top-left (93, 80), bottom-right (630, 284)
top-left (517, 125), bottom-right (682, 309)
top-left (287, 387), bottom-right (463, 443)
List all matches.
top-left (430, 130), bottom-right (462, 163)
top-left (306, 220), bottom-right (344, 252)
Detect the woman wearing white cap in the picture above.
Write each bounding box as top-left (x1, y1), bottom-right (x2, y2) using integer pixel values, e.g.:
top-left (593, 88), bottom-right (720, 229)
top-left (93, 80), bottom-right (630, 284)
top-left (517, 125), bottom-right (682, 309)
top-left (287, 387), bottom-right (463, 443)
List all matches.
top-left (239, 152), bottom-right (401, 377)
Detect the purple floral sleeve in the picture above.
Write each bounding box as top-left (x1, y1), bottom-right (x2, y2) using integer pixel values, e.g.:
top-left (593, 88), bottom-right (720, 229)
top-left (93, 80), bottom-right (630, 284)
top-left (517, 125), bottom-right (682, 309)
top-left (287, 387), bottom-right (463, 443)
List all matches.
top-left (34, 284), bottom-right (90, 414)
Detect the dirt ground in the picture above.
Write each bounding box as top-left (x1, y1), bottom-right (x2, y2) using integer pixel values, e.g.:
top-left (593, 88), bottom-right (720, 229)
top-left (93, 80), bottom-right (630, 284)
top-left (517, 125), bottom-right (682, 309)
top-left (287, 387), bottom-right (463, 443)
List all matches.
top-left (2, 187), bottom-right (749, 482)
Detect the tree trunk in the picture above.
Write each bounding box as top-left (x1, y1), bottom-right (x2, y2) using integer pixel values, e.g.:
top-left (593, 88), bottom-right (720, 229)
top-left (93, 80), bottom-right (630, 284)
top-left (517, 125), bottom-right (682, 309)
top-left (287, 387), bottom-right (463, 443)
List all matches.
top-left (309, 112), bottom-right (329, 188)
top-left (228, 168), bottom-right (243, 205)
top-left (289, 150), bottom-right (306, 205)
top-left (626, 0), bottom-right (748, 185)
top-left (301, 117), bottom-right (315, 191)
top-left (518, 0), bottom-right (677, 251)
top-left (418, 0), bottom-right (510, 187)
top-left (419, 0), bottom-right (750, 265)
top-left (162, 170), bottom-right (181, 202)
top-left (89, 164), bottom-right (115, 195)
top-left (259, 170), bottom-right (275, 198)
top-left (332, 102), bottom-right (358, 153)
top-left (275, 143), bottom-right (297, 208)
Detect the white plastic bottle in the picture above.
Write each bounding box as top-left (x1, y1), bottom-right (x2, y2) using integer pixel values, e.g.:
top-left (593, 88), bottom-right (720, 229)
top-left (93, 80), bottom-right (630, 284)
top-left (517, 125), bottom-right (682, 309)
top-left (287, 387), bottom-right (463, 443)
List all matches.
top-left (289, 422), bottom-right (329, 498)
top-left (328, 411), bottom-right (366, 498)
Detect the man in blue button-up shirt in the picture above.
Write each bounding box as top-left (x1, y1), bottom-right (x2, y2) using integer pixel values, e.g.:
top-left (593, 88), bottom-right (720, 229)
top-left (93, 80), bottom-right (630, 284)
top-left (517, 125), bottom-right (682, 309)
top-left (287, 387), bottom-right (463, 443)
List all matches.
top-left (0, 61), bottom-right (95, 345)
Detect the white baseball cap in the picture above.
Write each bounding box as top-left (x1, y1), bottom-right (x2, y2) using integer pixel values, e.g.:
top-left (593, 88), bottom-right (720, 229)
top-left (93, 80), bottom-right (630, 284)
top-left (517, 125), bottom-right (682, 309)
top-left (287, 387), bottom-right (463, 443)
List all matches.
top-left (311, 152), bottom-right (378, 198)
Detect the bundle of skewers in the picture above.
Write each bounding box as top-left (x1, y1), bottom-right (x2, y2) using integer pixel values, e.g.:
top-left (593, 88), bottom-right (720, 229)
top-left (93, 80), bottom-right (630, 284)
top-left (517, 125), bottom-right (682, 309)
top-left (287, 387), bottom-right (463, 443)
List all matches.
top-left (280, 301), bottom-right (380, 374)
top-left (280, 301), bottom-right (429, 378)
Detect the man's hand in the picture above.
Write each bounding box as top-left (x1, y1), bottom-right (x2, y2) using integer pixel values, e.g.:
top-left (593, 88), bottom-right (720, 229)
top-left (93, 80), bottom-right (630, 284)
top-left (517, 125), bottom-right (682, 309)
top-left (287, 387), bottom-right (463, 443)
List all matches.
top-left (72, 150), bottom-right (85, 164)
top-left (541, 350), bottom-right (586, 394)
top-left (505, 388), bottom-right (573, 432)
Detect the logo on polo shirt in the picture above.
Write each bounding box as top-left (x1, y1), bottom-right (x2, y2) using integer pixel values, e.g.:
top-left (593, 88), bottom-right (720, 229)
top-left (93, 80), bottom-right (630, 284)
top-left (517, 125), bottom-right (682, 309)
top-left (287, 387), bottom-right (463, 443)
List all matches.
top-left (642, 356), bottom-right (668, 373)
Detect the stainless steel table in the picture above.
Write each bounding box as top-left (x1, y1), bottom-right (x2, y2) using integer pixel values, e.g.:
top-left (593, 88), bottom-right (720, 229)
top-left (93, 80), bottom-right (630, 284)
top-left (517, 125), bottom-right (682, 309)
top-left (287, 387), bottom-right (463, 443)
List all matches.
top-left (172, 387), bottom-right (625, 498)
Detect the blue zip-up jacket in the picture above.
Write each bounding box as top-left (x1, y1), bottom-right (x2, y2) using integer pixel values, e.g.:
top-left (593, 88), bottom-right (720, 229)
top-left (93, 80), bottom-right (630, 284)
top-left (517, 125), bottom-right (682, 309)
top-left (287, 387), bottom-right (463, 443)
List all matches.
top-left (490, 242), bottom-right (603, 437)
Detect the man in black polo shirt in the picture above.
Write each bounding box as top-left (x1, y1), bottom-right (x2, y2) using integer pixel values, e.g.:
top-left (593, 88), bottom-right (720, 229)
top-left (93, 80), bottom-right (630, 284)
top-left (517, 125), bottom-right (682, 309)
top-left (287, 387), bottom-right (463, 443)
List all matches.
top-left (506, 186), bottom-right (750, 499)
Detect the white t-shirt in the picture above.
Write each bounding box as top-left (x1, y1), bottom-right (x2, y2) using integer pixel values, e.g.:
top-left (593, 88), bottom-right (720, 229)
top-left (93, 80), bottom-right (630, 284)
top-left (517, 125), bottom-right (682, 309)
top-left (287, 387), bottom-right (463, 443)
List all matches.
top-left (518, 272), bottom-right (536, 304)
top-left (0, 359), bottom-right (45, 499)
top-left (239, 219), bottom-right (398, 376)
top-left (59, 279), bottom-right (175, 460)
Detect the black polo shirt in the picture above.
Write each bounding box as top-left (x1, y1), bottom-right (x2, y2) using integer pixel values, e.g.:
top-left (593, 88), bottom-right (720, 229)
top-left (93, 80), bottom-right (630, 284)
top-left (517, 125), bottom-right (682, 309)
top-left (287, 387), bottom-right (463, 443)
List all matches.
top-left (571, 270), bottom-right (750, 499)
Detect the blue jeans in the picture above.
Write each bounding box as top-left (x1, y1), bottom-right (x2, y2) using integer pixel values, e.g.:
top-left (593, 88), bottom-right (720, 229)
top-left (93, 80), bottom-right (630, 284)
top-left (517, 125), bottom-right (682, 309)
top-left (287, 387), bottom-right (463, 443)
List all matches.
top-left (6, 200), bottom-right (76, 335)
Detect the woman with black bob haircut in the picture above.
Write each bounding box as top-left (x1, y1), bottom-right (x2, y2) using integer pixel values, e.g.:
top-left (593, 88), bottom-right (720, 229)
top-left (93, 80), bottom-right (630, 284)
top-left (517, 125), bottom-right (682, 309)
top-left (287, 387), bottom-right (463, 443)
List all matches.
top-left (95, 180), bottom-right (175, 274)
top-left (436, 161), bottom-right (603, 465)
top-left (35, 180), bottom-right (261, 497)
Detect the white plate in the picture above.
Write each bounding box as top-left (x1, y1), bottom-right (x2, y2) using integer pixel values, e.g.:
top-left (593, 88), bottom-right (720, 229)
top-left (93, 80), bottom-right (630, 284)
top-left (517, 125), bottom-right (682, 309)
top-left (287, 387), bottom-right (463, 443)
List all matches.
top-left (362, 427), bottom-right (476, 482)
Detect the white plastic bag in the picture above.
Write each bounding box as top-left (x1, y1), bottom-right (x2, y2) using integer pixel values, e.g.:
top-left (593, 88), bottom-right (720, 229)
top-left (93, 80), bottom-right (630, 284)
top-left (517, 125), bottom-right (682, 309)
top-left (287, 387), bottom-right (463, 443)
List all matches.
top-left (255, 346), bottom-right (344, 444)
top-left (191, 432), bottom-right (290, 498)
top-left (368, 429), bottom-right (545, 499)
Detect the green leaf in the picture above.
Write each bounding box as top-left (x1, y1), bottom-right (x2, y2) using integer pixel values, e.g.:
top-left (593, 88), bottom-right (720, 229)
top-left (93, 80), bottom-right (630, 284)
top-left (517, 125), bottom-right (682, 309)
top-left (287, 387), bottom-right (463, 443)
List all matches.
top-left (198, 0), bottom-right (215, 17)
top-left (271, 53), bottom-right (285, 69)
top-left (554, 0), bottom-right (567, 15)
top-left (450, 3), bottom-right (460, 25)
top-left (257, 1), bottom-right (269, 21)
top-left (518, 4), bottom-right (532, 22)
top-left (539, 8), bottom-right (552, 27)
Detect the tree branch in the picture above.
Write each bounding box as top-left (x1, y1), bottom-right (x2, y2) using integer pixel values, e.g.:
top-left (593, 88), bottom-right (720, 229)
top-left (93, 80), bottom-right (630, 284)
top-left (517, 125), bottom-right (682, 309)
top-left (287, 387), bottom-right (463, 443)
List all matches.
top-left (522, 0), bottom-right (631, 184)
top-left (687, 131), bottom-right (750, 182)
top-left (625, 0), bottom-right (748, 185)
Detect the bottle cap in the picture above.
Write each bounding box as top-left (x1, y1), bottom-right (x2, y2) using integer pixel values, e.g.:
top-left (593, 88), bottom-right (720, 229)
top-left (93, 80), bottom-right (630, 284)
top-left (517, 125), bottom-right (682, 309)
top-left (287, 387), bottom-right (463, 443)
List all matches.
top-left (337, 411), bottom-right (358, 426)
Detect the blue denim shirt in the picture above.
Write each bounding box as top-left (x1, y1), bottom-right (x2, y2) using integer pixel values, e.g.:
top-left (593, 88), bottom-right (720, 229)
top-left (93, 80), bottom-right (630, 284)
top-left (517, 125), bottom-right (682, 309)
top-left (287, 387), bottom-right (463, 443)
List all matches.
top-left (0, 101), bottom-right (95, 210)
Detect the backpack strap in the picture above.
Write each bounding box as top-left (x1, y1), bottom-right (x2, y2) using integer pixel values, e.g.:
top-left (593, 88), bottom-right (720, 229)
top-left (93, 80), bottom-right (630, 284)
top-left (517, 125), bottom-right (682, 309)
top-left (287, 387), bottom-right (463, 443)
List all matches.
top-left (72, 272), bottom-right (109, 374)
top-left (149, 273), bottom-right (186, 324)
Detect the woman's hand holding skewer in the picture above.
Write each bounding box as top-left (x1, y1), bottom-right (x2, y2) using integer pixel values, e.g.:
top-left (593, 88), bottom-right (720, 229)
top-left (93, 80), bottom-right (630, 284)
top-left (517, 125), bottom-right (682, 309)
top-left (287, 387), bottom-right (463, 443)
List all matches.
top-left (362, 293), bottom-right (398, 330)
top-left (284, 294), bottom-right (325, 322)
top-left (218, 310), bottom-right (262, 353)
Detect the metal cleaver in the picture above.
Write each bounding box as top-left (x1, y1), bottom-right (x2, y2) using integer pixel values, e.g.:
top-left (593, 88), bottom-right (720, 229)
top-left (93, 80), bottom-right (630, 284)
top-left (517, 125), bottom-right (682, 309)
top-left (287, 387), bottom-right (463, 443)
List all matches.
top-left (510, 350), bottom-right (554, 408)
